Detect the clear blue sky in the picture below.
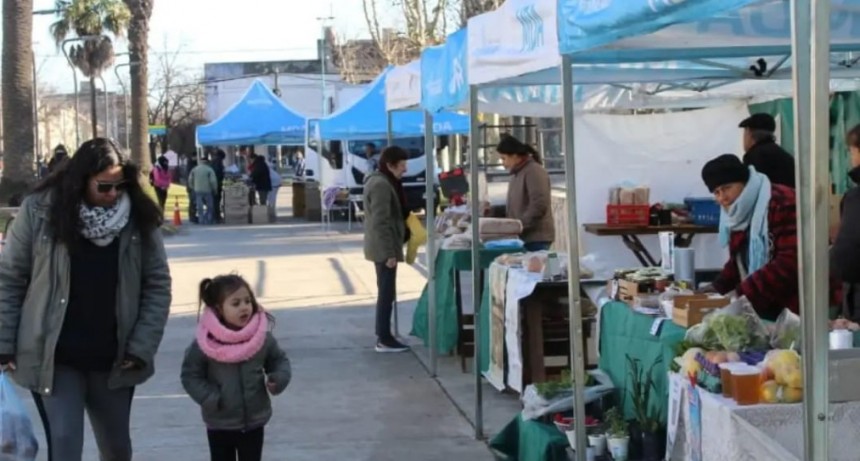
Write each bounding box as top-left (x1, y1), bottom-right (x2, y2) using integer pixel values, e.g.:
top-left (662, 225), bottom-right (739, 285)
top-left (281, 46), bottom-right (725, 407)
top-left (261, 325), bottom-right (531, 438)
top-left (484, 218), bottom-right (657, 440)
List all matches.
top-left (26, 0), bottom-right (397, 93)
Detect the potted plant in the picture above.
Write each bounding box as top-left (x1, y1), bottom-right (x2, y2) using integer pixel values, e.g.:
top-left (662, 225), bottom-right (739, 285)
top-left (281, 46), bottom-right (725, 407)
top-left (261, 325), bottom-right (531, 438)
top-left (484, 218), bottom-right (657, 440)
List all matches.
top-left (604, 407), bottom-right (629, 461)
top-left (627, 354), bottom-right (665, 461)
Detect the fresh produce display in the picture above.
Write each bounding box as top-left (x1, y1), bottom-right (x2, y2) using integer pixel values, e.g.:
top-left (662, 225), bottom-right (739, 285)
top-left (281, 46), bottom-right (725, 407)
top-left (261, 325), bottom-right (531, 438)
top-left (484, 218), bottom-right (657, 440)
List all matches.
top-left (553, 413), bottom-right (600, 433)
top-left (534, 369), bottom-right (596, 398)
top-left (759, 349), bottom-right (804, 404)
top-left (770, 309), bottom-right (801, 350)
top-left (685, 298), bottom-right (770, 352)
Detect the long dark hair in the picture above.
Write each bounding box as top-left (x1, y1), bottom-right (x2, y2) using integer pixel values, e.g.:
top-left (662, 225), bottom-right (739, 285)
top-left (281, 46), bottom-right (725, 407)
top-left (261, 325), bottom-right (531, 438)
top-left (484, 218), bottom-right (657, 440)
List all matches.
top-left (33, 138), bottom-right (163, 250)
top-left (198, 274), bottom-right (275, 325)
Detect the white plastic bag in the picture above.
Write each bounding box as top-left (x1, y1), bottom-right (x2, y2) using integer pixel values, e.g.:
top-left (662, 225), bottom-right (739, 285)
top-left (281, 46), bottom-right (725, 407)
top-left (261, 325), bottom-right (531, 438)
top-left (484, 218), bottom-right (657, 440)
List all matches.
top-left (520, 370), bottom-right (615, 421)
top-left (0, 373), bottom-right (38, 461)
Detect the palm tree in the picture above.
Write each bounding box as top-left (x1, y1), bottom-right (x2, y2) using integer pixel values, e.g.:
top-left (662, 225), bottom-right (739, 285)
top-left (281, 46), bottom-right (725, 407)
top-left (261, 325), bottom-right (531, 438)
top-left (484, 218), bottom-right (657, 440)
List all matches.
top-left (50, 0), bottom-right (130, 138)
top-left (0, 0), bottom-right (36, 201)
top-left (123, 0), bottom-right (153, 171)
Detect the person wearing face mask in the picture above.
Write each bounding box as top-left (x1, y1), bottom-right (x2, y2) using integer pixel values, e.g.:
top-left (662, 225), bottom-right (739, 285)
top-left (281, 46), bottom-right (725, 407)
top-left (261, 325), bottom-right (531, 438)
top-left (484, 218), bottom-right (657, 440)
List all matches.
top-left (700, 154), bottom-right (799, 320)
top-left (831, 125), bottom-right (860, 322)
top-left (496, 134), bottom-right (555, 251)
top-left (363, 146), bottom-right (411, 353)
top-left (0, 138), bottom-right (172, 461)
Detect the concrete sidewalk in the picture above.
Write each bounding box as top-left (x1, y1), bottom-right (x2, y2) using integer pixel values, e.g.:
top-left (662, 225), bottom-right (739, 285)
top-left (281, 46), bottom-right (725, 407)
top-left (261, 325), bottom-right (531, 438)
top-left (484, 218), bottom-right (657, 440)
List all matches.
top-left (17, 189), bottom-right (494, 461)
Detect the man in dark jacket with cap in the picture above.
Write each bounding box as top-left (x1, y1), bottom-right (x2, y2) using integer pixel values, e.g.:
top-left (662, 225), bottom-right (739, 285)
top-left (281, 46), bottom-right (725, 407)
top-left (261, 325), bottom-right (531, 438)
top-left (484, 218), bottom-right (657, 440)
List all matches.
top-left (739, 113), bottom-right (796, 188)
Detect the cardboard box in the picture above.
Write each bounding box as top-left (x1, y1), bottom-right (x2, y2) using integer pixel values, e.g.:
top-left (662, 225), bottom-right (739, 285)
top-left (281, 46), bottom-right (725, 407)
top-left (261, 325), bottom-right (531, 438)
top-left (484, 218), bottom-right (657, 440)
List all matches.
top-left (672, 295), bottom-right (730, 327)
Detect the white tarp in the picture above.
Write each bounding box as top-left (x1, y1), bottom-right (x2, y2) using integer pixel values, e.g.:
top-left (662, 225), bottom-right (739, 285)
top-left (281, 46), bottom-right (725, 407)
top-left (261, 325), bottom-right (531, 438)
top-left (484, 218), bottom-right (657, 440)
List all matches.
top-left (568, 103), bottom-right (751, 271)
top-left (385, 60), bottom-right (421, 111)
top-left (467, 0), bottom-right (560, 86)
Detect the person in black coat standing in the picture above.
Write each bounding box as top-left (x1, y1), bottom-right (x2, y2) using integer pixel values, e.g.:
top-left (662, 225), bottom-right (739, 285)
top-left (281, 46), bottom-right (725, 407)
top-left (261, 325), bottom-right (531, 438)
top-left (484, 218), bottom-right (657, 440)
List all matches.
top-left (739, 113), bottom-right (796, 188)
top-left (249, 154), bottom-right (272, 206)
top-left (832, 124), bottom-right (860, 321)
top-left (211, 150), bottom-right (226, 222)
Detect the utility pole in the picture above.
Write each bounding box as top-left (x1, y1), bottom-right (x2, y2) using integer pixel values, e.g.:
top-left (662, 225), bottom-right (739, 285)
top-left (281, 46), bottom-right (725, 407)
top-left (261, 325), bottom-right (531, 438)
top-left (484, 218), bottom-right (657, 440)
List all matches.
top-left (317, 5), bottom-right (334, 117)
top-left (61, 35), bottom-right (101, 146)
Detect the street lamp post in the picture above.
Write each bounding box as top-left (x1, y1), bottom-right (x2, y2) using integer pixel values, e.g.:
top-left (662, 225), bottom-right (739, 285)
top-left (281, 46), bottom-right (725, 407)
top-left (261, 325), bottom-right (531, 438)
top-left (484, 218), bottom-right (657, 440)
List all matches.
top-left (99, 75), bottom-right (109, 139)
top-left (32, 8), bottom-right (63, 169)
top-left (114, 60), bottom-right (139, 150)
top-left (316, 12), bottom-right (333, 117)
top-left (61, 35), bottom-right (101, 146)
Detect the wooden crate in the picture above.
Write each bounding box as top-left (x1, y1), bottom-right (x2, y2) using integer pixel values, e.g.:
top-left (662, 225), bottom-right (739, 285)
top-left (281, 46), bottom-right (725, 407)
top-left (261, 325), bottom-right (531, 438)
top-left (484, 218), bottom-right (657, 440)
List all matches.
top-left (607, 279), bottom-right (641, 305)
top-left (672, 295), bottom-right (730, 327)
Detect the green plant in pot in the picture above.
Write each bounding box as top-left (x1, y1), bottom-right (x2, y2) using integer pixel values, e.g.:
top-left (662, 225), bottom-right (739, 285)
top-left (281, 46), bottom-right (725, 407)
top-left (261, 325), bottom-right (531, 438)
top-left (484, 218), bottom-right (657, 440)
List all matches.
top-left (627, 354), bottom-right (665, 461)
top-left (604, 407), bottom-right (629, 461)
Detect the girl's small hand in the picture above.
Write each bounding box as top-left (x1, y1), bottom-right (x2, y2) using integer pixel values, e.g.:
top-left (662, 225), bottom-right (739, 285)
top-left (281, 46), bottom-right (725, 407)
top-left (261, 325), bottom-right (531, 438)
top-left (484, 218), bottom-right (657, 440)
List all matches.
top-left (266, 380), bottom-right (278, 394)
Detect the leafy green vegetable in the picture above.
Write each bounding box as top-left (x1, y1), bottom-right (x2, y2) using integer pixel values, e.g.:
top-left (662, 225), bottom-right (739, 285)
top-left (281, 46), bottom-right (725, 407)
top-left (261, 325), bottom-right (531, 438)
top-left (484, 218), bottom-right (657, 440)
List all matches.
top-left (709, 313), bottom-right (752, 352)
top-left (534, 369), bottom-right (596, 398)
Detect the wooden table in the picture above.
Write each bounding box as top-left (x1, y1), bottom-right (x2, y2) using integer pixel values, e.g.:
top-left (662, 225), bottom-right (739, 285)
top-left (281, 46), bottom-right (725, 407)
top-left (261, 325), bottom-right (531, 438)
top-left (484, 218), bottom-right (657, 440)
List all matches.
top-left (583, 223), bottom-right (718, 267)
top-left (520, 281), bottom-right (597, 387)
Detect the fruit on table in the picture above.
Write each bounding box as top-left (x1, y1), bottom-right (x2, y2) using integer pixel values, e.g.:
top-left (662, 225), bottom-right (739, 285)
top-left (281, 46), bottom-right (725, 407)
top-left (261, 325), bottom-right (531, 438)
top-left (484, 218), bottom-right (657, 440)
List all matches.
top-left (760, 380), bottom-right (780, 403)
top-left (783, 386), bottom-right (803, 403)
top-left (768, 349), bottom-right (802, 387)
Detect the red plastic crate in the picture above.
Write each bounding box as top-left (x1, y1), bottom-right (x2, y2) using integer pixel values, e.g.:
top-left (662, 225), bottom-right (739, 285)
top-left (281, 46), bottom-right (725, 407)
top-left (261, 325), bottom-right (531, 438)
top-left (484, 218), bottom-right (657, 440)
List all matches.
top-left (606, 205), bottom-right (650, 226)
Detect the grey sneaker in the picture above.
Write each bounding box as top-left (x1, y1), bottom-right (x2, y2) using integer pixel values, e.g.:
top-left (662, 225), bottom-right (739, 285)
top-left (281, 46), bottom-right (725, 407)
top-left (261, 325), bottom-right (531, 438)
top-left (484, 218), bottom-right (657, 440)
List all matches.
top-left (375, 337), bottom-right (409, 353)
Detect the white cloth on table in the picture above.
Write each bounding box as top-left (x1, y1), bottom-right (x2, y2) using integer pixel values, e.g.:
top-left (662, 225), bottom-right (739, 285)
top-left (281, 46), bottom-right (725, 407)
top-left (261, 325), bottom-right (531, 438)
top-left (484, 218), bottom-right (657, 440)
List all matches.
top-left (668, 373), bottom-right (860, 461)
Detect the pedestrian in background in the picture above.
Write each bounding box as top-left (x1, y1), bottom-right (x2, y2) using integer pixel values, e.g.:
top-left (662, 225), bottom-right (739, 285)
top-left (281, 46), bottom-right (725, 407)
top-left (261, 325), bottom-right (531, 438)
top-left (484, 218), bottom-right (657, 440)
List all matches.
top-left (363, 146), bottom-right (411, 353)
top-left (189, 157), bottom-right (219, 225)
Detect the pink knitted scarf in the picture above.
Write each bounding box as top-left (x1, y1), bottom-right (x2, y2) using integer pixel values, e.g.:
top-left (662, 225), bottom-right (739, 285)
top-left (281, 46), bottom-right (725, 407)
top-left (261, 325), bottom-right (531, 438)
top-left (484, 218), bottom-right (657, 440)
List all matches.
top-left (196, 307), bottom-right (268, 363)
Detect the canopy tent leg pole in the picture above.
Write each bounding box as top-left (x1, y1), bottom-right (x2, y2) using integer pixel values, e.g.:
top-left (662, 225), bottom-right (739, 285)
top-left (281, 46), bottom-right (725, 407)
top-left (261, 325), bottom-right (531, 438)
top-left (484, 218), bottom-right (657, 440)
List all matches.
top-left (561, 55), bottom-right (588, 461)
top-left (424, 110), bottom-right (438, 378)
top-left (791, 1), bottom-right (830, 460)
top-left (469, 85), bottom-right (483, 440)
top-left (385, 110), bottom-right (400, 338)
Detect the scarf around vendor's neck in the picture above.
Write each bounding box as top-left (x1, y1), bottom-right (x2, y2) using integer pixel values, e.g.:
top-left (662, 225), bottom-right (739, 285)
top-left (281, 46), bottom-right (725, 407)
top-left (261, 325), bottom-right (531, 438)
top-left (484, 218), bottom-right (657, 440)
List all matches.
top-left (379, 163), bottom-right (409, 220)
top-left (719, 167), bottom-right (771, 274)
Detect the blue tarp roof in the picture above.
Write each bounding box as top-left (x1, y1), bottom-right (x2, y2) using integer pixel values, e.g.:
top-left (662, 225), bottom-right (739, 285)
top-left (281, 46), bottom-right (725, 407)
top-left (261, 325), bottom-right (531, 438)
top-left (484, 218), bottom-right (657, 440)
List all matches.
top-left (556, 0), bottom-right (860, 63)
top-left (196, 80), bottom-right (306, 146)
top-left (318, 67), bottom-right (469, 140)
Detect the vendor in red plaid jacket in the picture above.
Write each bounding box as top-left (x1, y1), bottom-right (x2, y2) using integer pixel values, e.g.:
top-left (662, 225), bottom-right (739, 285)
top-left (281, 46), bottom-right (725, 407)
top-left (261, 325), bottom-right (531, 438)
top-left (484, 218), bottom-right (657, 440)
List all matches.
top-left (700, 154), bottom-right (798, 321)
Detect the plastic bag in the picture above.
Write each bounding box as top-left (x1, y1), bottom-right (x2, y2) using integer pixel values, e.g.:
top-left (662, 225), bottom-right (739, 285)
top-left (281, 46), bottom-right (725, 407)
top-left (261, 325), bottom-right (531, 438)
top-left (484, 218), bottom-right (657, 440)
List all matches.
top-left (520, 370), bottom-right (615, 421)
top-left (0, 373), bottom-right (38, 461)
top-left (770, 308), bottom-right (801, 350)
top-left (684, 296), bottom-right (770, 351)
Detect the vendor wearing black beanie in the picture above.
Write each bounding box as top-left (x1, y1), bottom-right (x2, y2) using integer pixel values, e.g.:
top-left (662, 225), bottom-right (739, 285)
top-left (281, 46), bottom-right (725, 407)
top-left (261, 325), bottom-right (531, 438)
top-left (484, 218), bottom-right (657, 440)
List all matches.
top-left (700, 154), bottom-right (800, 321)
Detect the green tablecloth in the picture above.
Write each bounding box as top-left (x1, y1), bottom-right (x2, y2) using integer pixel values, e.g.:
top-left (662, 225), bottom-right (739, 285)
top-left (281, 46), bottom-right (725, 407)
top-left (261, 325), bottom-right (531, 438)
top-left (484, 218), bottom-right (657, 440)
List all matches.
top-left (411, 248), bottom-right (517, 360)
top-left (598, 301), bottom-right (686, 423)
top-left (489, 414), bottom-right (569, 461)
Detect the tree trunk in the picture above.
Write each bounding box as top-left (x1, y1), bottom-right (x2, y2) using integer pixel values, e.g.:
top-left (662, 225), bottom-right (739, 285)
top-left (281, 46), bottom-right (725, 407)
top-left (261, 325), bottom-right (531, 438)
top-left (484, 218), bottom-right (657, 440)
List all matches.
top-left (124, 0), bottom-right (154, 172)
top-left (0, 0), bottom-right (35, 202)
top-left (90, 76), bottom-right (98, 138)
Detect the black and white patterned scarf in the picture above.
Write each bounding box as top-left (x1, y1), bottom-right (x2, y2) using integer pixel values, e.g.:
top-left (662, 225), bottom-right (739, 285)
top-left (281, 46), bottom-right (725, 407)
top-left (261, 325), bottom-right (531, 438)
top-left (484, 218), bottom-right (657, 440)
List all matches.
top-left (79, 194), bottom-right (131, 246)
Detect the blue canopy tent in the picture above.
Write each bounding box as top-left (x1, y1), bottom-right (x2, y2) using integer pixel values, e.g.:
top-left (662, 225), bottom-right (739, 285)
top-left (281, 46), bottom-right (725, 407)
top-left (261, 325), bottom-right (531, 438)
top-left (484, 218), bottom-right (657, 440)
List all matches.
top-left (316, 67), bottom-right (469, 140)
top-left (196, 79), bottom-right (306, 146)
top-left (549, 1), bottom-right (850, 458)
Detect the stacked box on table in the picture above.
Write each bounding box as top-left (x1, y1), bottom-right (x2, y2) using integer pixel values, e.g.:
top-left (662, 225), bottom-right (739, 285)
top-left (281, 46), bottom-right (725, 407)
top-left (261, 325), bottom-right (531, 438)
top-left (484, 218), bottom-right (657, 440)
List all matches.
top-left (224, 184), bottom-right (250, 224)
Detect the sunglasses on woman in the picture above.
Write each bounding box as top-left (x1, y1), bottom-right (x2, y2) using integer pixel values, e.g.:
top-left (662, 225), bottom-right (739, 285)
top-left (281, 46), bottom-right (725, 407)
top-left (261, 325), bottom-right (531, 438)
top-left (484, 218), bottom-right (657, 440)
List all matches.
top-left (95, 180), bottom-right (128, 194)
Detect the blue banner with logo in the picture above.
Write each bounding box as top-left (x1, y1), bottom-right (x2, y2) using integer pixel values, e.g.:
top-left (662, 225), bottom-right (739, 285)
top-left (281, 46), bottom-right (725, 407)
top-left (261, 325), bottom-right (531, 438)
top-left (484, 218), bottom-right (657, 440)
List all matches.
top-left (421, 29), bottom-right (468, 113)
top-left (556, 0), bottom-right (755, 56)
